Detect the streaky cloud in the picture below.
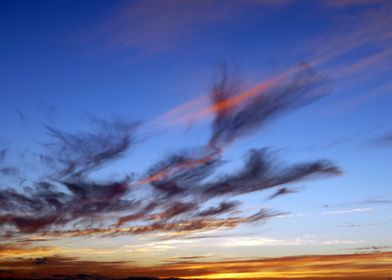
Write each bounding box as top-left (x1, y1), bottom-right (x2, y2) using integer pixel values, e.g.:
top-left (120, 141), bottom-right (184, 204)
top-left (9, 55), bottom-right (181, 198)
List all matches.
top-left (0, 63), bottom-right (341, 239)
top-left (43, 119), bottom-right (140, 179)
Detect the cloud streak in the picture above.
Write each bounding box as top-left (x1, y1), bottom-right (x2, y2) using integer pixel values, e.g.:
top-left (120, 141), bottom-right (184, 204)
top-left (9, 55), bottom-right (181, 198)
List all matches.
top-left (0, 64), bottom-right (340, 241)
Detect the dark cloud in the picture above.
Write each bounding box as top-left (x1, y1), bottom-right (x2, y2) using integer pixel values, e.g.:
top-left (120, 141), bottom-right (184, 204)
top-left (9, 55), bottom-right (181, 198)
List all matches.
top-left (208, 64), bottom-right (329, 148)
top-left (166, 255), bottom-right (210, 260)
top-left (0, 179), bottom-right (137, 233)
top-left (116, 202), bottom-right (158, 226)
top-left (33, 257), bottom-right (48, 265)
top-left (145, 147), bottom-right (221, 198)
top-left (348, 246), bottom-right (392, 254)
top-left (43, 119), bottom-right (140, 179)
top-left (0, 166), bottom-right (19, 177)
top-left (40, 207), bottom-right (281, 238)
top-left (0, 148), bottom-right (18, 177)
top-left (202, 148), bottom-right (340, 198)
top-left (0, 64), bottom-right (341, 239)
top-left (245, 208), bottom-right (285, 223)
top-left (13, 108), bottom-right (26, 123)
top-left (16, 237), bottom-right (53, 243)
top-left (267, 187), bottom-right (299, 200)
top-left (197, 201), bottom-right (239, 217)
top-left (151, 202), bottom-right (198, 221)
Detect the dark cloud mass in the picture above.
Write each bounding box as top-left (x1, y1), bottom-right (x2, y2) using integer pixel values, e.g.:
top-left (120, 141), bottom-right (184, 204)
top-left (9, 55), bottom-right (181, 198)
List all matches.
top-left (0, 179), bottom-right (137, 233)
top-left (43, 119), bottom-right (140, 179)
top-left (208, 64), bottom-right (329, 148)
top-left (268, 187), bottom-right (299, 200)
top-left (0, 64), bottom-right (341, 238)
top-left (197, 201), bottom-right (239, 217)
top-left (202, 149), bottom-right (340, 198)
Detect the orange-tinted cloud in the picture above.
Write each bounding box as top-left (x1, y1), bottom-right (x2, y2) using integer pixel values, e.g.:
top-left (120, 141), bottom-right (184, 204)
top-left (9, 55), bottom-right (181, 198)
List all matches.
top-left (0, 243), bottom-right (59, 258)
top-left (39, 211), bottom-right (278, 239)
top-left (154, 65), bottom-right (301, 127)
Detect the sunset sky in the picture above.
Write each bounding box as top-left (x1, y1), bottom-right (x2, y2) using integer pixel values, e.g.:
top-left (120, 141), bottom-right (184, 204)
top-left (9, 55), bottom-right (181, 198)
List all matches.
top-left (0, 0), bottom-right (392, 279)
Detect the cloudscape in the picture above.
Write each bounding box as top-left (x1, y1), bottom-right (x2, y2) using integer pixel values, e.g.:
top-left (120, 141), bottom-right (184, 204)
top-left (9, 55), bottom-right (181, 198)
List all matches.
top-left (0, 0), bottom-right (391, 279)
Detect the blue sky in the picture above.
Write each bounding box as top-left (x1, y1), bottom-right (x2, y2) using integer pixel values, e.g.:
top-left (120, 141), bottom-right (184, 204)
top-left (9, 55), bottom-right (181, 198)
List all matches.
top-left (0, 0), bottom-right (392, 278)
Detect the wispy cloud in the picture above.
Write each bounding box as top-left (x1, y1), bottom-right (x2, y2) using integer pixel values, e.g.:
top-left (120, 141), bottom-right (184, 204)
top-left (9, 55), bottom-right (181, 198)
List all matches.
top-left (322, 208), bottom-right (374, 215)
top-left (267, 187), bottom-right (299, 200)
top-left (324, 198), bottom-right (392, 208)
top-left (369, 131), bottom-right (392, 147)
top-left (0, 64), bottom-right (340, 241)
top-left (323, 0), bottom-right (385, 8)
top-left (218, 236), bottom-right (361, 247)
top-left (0, 242), bottom-right (60, 258)
top-left (97, 0), bottom-right (291, 54)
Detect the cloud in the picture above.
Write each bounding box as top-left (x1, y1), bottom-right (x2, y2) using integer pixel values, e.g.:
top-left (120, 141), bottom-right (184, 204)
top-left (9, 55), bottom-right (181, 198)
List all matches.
top-left (197, 201), bottom-right (239, 217)
top-left (0, 63), bottom-right (340, 240)
top-left (165, 254), bottom-right (213, 262)
top-left (43, 119), bottom-right (140, 179)
top-left (0, 149), bottom-right (6, 161)
top-left (40, 209), bottom-right (282, 239)
top-left (267, 187), bottom-right (299, 200)
top-left (349, 246), bottom-right (392, 253)
top-left (0, 242), bottom-right (60, 258)
top-left (323, 0), bottom-right (385, 8)
top-left (207, 64), bottom-right (330, 148)
top-left (97, 0), bottom-right (290, 54)
top-left (202, 148), bottom-right (340, 198)
top-left (324, 198), bottom-right (392, 209)
top-left (0, 178), bottom-right (138, 234)
top-left (294, 1), bottom-right (392, 114)
top-left (306, 1), bottom-right (392, 67)
top-left (157, 64), bottom-right (322, 130)
top-left (322, 208), bottom-right (374, 215)
top-left (0, 166), bottom-right (19, 177)
top-left (369, 132), bottom-right (392, 148)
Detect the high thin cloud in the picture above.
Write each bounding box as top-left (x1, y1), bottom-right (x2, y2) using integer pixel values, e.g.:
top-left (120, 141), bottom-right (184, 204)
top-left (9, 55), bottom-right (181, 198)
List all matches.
top-left (97, 0), bottom-right (293, 54)
top-left (0, 64), bottom-right (340, 239)
top-left (309, 1), bottom-right (392, 113)
top-left (369, 132), bottom-right (392, 148)
top-left (43, 119), bottom-right (140, 179)
top-left (324, 198), bottom-right (392, 208)
top-left (322, 208), bottom-right (374, 215)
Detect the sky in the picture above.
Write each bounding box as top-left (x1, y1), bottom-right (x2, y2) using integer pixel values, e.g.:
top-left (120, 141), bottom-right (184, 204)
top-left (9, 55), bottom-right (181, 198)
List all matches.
top-left (0, 0), bottom-right (392, 279)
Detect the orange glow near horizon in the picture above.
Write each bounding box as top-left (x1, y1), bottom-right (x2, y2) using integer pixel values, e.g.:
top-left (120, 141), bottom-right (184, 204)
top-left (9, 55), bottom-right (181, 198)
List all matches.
top-left (2, 252), bottom-right (392, 279)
